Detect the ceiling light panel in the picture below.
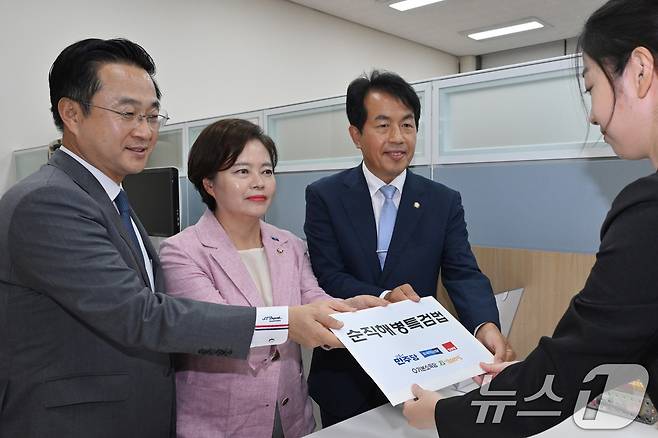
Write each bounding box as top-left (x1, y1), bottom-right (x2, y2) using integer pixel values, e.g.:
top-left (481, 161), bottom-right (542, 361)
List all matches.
top-left (467, 20), bottom-right (545, 41)
top-left (389, 0), bottom-right (447, 12)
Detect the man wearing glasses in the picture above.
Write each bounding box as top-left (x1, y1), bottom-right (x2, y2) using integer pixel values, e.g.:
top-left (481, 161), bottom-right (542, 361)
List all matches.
top-left (0, 38), bottom-right (361, 437)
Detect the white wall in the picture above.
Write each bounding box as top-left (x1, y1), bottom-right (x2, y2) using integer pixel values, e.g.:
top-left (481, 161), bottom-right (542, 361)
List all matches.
top-left (0, 0), bottom-right (457, 195)
top-left (481, 37), bottom-right (578, 70)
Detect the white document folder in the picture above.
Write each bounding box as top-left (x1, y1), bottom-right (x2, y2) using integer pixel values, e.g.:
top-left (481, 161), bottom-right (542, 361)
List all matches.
top-left (331, 297), bottom-right (494, 405)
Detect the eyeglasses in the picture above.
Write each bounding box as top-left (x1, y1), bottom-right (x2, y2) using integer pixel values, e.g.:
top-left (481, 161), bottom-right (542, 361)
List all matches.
top-left (81, 102), bottom-right (170, 131)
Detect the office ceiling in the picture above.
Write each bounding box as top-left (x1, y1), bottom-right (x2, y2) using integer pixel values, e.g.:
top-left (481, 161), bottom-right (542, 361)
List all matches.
top-left (288, 0), bottom-right (607, 56)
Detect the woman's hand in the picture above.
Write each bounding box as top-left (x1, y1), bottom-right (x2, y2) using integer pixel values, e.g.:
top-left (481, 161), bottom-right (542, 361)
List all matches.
top-left (402, 384), bottom-right (442, 430)
top-left (473, 360), bottom-right (520, 385)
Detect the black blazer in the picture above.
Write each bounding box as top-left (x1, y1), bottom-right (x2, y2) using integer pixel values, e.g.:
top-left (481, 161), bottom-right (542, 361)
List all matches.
top-left (304, 165), bottom-right (499, 417)
top-left (0, 151), bottom-right (256, 437)
top-left (436, 172), bottom-right (658, 437)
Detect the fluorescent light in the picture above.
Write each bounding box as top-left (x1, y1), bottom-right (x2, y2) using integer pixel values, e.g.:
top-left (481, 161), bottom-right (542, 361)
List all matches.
top-left (468, 21), bottom-right (544, 41)
top-left (389, 0), bottom-right (446, 12)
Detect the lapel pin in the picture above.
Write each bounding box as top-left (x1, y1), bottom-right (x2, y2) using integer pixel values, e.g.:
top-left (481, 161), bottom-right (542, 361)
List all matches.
top-left (413, 202), bottom-right (421, 209)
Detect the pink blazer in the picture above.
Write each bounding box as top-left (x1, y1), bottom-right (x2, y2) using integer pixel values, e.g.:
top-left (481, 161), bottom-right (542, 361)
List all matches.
top-left (160, 209), bottom-right (331, 438)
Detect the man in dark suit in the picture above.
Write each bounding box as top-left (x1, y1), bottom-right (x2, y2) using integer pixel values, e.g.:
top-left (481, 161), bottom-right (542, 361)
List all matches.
top-left (0, 38), bottom-right (359, 438)
top-left (305, 70), bottom-right (515, 426)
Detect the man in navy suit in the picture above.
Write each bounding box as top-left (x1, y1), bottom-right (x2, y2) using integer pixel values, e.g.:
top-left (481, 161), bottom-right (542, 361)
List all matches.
top-left (304, 70), bottom-right (515, 427)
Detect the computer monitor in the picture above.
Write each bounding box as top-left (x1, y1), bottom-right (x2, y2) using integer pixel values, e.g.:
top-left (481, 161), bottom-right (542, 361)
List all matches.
top-left (123, 167), bottom-right (180, 237)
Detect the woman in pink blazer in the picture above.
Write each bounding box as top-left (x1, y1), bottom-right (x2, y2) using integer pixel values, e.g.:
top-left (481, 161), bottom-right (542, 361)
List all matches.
top-left (160, 119), bottom-right (382, 438)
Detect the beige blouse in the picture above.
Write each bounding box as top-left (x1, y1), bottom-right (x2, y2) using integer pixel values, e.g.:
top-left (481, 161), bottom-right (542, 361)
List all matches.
top-left (238, 247), bottom-right (274, 307)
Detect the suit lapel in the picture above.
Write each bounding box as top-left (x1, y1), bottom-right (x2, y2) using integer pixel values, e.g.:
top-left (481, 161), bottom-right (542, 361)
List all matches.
top-left (261, 222), bottom-right (289, 306)
top-left (197, 210), bottom-right (265, 307)
top-left (48, 150), bottom-right (151, 288)
top-left (209, 251), bottom-right (264, 307)
top-left (380, 170), bottom-right (427, 283)
top-left (340, 167), bottom-right (381, 281)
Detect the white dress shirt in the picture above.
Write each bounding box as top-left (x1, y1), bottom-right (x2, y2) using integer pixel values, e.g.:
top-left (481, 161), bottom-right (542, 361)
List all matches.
top-left (362, 162), bottom-right (406, 232)
top-left (362, 163), bottom-right (405, 299)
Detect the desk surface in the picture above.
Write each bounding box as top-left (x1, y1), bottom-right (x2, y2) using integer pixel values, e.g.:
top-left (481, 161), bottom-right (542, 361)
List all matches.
top-left (307, 389), bottom-right (657, 438)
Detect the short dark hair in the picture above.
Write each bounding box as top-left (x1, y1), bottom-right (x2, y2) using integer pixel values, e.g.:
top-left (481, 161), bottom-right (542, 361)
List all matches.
top-left (577, 0), bottom-right (658, 87)
top-left (188, 119), bottom-right (278, 211)
top-left (346, 70), bottom-right (421, 132)
top-left (49, 38), bottom-right (162, 131)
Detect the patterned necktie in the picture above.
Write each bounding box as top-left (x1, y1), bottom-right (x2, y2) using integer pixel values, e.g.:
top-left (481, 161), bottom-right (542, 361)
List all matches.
top-left (114, 189), bottom-right (145, 268)
top-left (377, 185), bottom-right (398, 269)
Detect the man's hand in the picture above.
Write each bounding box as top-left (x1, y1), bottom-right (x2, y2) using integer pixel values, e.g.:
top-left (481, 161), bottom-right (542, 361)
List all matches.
top-left (475, 322), bottom-right (516, 362)
top-left (288, 300), bottom-right (356, 349)
top-left (402, 384), bottom-right (441, 430)
top-left (344, 295), bottom-right (389, 310)
top-left (384, 283), bottom-right (421, 303)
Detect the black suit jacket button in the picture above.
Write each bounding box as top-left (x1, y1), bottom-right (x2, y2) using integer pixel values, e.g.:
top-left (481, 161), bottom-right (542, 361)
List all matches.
top-left (281, 397), bottom-right (289, 406)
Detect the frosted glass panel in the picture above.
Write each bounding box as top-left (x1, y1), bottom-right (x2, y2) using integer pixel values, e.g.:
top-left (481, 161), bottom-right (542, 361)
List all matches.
top-left (14, 147), bottom-right (49, 181)
top-left (267, 89), bottom-right (428, 170)
top-left (268, 104), bottom-right (356, 164)
top-left (437, 65), bottom-right (607, 163)
top-left (189, 117), bottom-right (261, 147)
top-left (148, 129), bottom-right (183, 169)
top-left (189, 125), bottom-right (206, 147)
top-left (412, 86), bottom-right (428, 164)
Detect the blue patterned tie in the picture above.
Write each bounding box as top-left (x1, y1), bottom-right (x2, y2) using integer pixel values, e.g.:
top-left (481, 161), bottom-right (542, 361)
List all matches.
top-left (377, 185), bottom-right (397, 269)
top-left (114, 189), bottom-right (145, 267)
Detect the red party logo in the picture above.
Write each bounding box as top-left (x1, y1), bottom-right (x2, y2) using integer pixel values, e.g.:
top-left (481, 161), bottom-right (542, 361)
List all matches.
top-left (442, 341), bottom-right (457, 352)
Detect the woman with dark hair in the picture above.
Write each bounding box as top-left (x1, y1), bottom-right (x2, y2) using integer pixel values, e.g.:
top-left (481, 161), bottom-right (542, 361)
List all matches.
top-left (403, 0), bottom-right (658, 436)
top-left (160, 119), bottom-right (386, 438)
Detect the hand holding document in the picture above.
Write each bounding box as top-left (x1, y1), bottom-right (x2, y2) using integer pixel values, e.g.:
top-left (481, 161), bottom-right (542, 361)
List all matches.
top-left (289, 300), bottom-right (354, 349)
top-left (331, 296), bottom-right (493, 405)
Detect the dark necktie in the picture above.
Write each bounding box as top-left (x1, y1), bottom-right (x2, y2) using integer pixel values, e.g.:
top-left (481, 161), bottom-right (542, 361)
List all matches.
top-left (114, 189), bottom-right (145, 268)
